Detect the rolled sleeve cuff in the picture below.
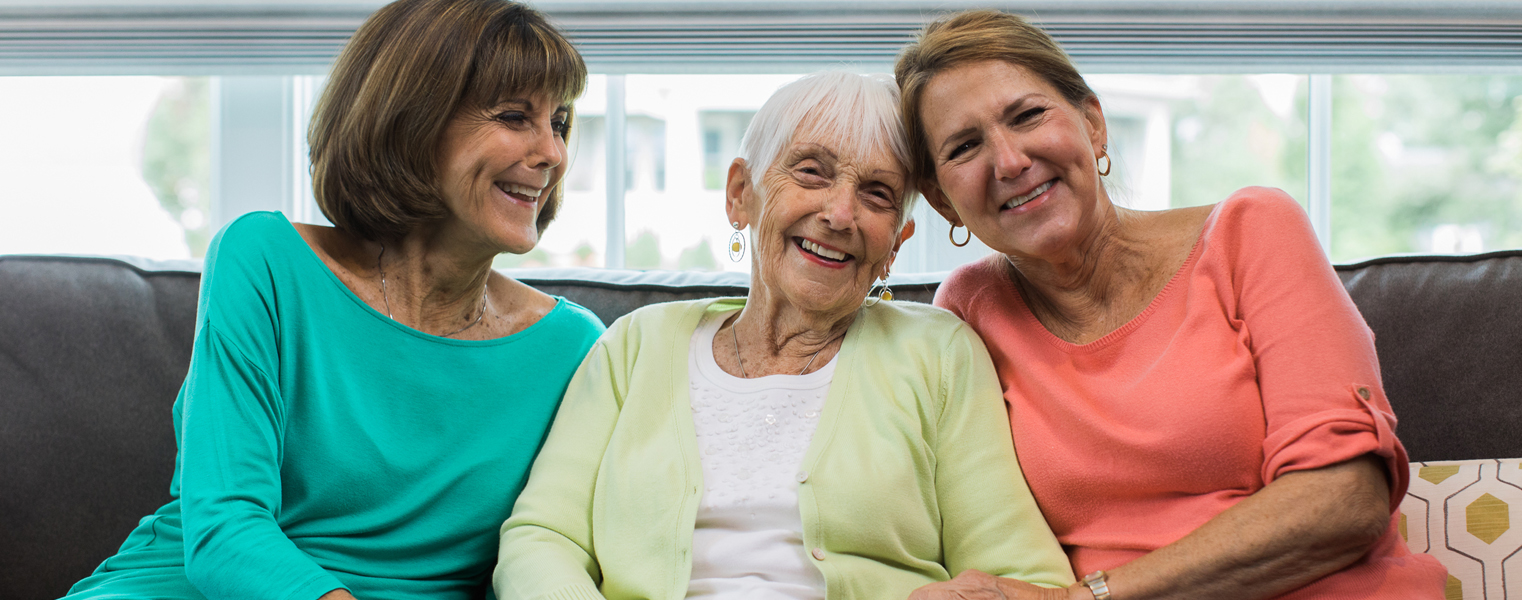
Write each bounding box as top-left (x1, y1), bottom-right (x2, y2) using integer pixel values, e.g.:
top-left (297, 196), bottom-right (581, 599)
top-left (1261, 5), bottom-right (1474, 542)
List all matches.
top-left (1261, 383), bottom-right (1409, 507)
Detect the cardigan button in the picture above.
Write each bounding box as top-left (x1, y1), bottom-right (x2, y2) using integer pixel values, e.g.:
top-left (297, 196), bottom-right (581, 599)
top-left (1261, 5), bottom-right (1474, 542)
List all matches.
top-left (811, 547), bottom-right (826, 561)
top-left (1356, 386), bottom-right (1371, 400)
top-left (796, 471), bottom-right (809, 483)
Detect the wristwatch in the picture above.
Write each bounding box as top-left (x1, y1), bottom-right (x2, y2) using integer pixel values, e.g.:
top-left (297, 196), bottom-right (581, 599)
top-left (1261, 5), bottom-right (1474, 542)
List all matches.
top-left (1081, 571), bottom-right (1112, 600)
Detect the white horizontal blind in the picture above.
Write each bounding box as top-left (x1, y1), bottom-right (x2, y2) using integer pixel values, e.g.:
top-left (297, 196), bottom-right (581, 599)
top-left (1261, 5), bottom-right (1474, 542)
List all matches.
top-left (1, 1), bottom-right (1520, 74)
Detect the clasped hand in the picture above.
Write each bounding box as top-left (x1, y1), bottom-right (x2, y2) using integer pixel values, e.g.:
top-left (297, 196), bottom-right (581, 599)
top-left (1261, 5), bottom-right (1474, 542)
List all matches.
top-left (909, 569), bottom-right (1079, 600)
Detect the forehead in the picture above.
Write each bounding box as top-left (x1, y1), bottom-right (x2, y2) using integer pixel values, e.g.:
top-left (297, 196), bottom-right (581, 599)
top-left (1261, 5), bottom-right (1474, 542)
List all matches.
top-left (920, 60), bottom-right (1059, 135)
top-left (783, 123), bottom-right (906, 180)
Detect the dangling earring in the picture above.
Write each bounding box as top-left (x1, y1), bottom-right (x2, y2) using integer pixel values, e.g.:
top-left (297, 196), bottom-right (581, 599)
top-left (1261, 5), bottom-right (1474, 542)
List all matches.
top-left (728, 221), bottom-right (746, 262)
top-left (949, 224), bottom-right (971, 247)
top-left (866, 267), bottom-right (894, 305)
top-left (1097, 144), bottom-right (1112, 177)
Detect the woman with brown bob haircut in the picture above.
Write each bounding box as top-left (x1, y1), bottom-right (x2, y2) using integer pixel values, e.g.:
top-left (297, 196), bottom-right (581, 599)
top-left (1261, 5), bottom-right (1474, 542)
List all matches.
top-left (897, 9), bottom-right (1446, 600)
top-left (62, 2), bottom-right (606, 600)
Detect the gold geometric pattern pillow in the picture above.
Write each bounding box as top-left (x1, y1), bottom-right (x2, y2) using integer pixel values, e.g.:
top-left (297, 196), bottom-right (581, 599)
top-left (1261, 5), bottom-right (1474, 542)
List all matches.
top-left (1400, 458), bottom-right (1522, 600)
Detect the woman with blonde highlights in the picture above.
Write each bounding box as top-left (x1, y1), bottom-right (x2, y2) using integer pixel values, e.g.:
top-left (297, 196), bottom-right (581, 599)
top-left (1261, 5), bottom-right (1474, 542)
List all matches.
top-left (63, 2), bottom-right (603, 599)
top-left (896, 10), bottom-right (1446, 600)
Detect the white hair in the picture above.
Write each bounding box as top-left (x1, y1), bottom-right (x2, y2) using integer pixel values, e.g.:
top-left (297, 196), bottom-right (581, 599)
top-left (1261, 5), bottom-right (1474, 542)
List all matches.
top-left (737, 71), bottom-right (919, 224)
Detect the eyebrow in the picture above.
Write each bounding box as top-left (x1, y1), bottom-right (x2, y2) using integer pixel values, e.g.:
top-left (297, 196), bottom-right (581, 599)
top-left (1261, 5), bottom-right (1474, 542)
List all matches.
top-left (936, 93), bottom-right (1045, 155)
top-left (499, 98), bottom-right (570, 114)
top-left (789, 142), bottom-right (839, 161)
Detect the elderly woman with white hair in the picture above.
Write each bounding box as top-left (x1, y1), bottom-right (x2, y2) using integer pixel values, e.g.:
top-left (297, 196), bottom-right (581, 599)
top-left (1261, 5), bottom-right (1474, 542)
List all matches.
top-left (493, 71), bottom-right (1074, 600)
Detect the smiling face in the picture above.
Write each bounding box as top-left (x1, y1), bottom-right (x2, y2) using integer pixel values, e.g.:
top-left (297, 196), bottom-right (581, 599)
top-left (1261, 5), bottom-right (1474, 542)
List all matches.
top-left (434, 93), bottom-right (569, 255)
top-left (919, 60), bottom-right (1109, 260)
top-left (728, 130), bottom-right (913, 317)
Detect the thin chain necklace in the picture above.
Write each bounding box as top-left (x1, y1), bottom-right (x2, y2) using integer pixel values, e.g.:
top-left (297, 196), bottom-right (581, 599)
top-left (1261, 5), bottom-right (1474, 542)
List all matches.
top-left (378, 243), bottom-right (488, 338)
top-left (730, 318), bottom-right (827, 378)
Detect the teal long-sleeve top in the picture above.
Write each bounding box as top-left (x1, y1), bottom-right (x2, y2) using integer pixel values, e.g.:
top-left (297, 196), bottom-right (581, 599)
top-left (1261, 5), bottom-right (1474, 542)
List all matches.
top-left (66, 212), bottom-right (605, 600)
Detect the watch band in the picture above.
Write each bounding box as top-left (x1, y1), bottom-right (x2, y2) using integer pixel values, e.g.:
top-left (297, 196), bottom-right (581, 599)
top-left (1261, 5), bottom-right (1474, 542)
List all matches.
top-left (1082, 570), bottom-right (1112, 600)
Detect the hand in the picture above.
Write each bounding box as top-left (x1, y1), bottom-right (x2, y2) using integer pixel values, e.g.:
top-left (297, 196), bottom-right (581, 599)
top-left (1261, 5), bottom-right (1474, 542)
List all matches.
top-left (318, 589), bottom-right (358, 600)
top-left (909, 569), bottom-right (1080, 600)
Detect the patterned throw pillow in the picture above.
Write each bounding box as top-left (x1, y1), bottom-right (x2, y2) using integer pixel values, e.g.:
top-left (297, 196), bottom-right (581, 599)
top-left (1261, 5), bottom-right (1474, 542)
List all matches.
top-left (1400, 459), bottom-right (1522, 600)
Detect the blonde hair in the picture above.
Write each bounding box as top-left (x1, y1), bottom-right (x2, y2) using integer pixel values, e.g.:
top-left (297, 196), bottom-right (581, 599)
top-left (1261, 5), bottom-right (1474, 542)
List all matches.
top-left (309, 0), bottom-right (587, 241)
top-left (895, 10), bottom-right (1095, 183)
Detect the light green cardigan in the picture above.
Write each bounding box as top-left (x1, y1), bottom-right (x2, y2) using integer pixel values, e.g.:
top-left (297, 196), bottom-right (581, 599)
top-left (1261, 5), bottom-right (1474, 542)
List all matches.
top-left (495, 298), bottom-right (1074, 600)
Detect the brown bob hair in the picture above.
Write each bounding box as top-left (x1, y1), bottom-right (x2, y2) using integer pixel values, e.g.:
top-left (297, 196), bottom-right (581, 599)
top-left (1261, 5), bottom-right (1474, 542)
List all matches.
top-left (309, 0), bottom-right (587, 241)
top-left (894, 10), bottom-right (1096, 183)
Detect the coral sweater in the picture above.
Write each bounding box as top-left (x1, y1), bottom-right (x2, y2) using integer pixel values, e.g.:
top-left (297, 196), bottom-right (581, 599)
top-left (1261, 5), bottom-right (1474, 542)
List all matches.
top-left (935, 188), bottom-right (1447, 598)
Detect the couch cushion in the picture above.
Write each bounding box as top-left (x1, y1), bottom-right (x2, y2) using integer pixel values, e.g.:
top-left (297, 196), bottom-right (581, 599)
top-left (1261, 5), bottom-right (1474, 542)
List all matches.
top-left (1399, 458), bottom-right (1522, 599)
top-left (1336, 250), bottom-right (1522, 462)
top-left (0, 255), bottom-right (199, 600)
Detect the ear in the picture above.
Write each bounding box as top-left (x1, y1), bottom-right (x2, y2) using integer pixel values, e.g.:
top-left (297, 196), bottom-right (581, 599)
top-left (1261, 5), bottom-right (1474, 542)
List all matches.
top-left (724, 158), bottom-right (753, 228)
top-left (892, 218), bottom-right (916, 257)
top-left (1081, 96), bottom-right (1108, 158)
top-left (918, 182), bottom-right (963, 228)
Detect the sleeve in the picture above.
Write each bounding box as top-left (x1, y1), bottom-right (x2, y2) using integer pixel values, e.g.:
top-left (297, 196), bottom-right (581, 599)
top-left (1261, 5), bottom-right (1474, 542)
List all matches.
top-left (494, 331), bottom-right (626, 600)
top-left (1218, 188), bottom-right (1409, 506)
top-left (934, 324), bottom-right (1076, 588)
top-left (177, 217), bottom-right (348, 600)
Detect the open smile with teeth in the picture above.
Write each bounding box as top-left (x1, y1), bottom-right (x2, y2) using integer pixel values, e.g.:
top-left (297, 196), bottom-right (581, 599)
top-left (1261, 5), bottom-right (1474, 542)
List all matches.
top-left (1003, 180), bottom-right (1053, 210)
top-left (496, 182), bottom-right (544, 203)
top-left (796, 238), bottom-right (852, 263)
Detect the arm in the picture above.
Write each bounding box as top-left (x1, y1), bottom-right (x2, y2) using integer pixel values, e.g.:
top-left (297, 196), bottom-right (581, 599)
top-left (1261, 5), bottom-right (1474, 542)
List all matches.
top-left (177, 218), bottom-right (350, 600)
top-left (1089, 454), bottom-right (1388, 600)
top-left (934, 325), bottom-right (1074, 589)
top-left (494, 337), bottom-right (624, 600)
top-left (1095, 193), bottom-right (1404, 599)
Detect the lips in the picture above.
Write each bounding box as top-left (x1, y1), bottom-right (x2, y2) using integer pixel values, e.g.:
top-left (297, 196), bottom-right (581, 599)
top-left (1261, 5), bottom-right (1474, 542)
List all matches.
top-left (1002, 180), bottom-right (1053, 210)
top-left (796, 237), bottom-right (852, 263)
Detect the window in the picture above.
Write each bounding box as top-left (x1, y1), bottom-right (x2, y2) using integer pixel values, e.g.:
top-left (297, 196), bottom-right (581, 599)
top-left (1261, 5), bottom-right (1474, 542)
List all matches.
top-left (0, 76), bottom-right (211, 259)
top-left (1329, 75), bottom-right (1522, 260)
top-left (3, 1), bottom-right (1519, 269)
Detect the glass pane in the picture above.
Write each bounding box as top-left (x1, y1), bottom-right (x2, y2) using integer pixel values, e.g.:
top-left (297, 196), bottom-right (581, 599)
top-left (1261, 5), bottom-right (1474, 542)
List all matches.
top-left (620, 74), bottom-right (803, 272)
top-left (1147, 74), bottom-right (1309, 210)
top-left (1329, 75), bottom-right (1522, 262)
top-left (0, 76), bottom-right (212, 259)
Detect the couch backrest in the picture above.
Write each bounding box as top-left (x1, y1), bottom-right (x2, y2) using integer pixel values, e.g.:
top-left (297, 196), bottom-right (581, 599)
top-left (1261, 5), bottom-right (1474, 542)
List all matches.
top-left (2, 251), bottom-right (1519, 600)
top-left (1, 256), bottom-right (198, 600)
top-left (1335, 251), bottom-right (1522, 464)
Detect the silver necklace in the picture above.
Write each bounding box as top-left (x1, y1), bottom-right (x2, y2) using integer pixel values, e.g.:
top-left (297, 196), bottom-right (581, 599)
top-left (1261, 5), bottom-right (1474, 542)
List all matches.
top-left (377, 243), bottom-right (488, 338)
top-left (730, 319), bottom-right (825, 378)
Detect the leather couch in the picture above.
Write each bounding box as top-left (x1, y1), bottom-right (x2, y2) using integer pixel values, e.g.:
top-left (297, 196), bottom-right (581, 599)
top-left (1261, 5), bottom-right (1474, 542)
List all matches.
top-left (4, 251), bottom-right (1521, 600)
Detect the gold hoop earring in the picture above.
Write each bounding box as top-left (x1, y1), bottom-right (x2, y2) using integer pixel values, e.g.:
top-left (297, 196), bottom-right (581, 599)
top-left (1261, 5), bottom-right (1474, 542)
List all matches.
top-left (1097, 144), bottom-right (1112, 177)
top-left (949, 224), bottom-right (971, 247)
top-left (728, 222), bottom-right (746, 262)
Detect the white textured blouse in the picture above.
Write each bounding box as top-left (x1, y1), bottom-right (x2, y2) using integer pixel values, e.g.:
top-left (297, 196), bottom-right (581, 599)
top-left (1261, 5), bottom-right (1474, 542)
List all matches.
top-left (684, 309), bottom-right (834, 600)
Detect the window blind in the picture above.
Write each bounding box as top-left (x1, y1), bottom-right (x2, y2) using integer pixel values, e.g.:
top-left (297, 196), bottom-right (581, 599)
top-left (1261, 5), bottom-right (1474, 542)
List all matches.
top-left (1, 1), bottom-right (1519, 74)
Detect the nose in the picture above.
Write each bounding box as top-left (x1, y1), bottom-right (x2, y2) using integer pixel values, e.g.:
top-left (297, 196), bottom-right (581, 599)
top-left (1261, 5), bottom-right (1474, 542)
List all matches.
top-left (987, 129), bottom-right (1031, 182)
top-left (527, 120), bottom-right (565, 171)
top-left (815, 182), bottom-right (856, 231)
